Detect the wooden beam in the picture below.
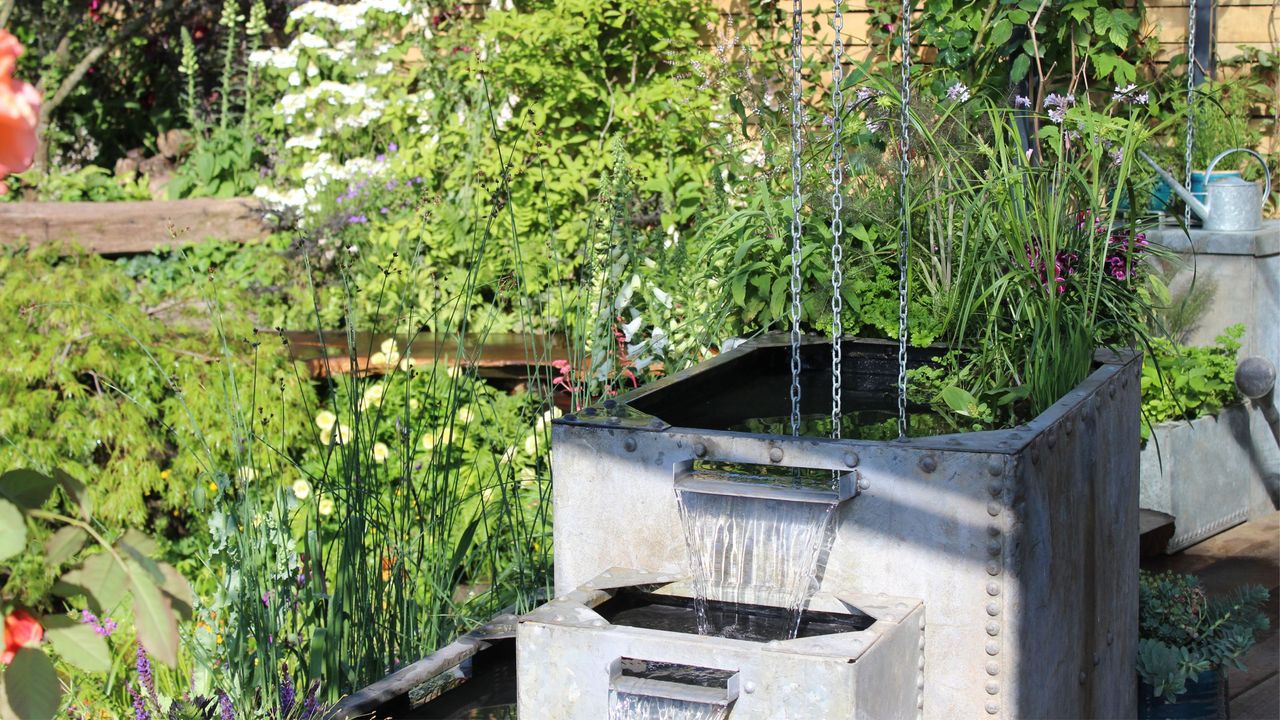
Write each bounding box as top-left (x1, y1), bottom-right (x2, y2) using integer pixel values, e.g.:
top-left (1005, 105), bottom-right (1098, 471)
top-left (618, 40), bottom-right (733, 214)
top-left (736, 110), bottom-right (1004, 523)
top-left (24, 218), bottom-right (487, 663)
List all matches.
top-left (282, 331), bottom-right (571, 382)
top-left (0, 198), bottom-right (271, 254)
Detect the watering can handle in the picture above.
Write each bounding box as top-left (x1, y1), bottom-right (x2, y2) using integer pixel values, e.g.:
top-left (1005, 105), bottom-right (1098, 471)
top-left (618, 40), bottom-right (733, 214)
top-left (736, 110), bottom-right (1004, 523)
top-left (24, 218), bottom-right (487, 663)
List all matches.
top-left (1204, 148), bottom-right (1272, 203)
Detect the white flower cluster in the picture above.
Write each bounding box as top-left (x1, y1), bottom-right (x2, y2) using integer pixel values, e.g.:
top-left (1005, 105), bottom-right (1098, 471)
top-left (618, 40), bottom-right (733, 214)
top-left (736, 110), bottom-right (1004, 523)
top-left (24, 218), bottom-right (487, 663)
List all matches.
top-left (290, 0), bottom-right (413, 32)
top-left (279, 81), bottom-right (380, 121)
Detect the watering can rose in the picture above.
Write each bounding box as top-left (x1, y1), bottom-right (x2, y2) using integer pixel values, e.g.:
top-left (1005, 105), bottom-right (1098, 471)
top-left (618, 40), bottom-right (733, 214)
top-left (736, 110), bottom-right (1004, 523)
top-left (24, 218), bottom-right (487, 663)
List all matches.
top-left (0, 29), bottom-right (41, 195)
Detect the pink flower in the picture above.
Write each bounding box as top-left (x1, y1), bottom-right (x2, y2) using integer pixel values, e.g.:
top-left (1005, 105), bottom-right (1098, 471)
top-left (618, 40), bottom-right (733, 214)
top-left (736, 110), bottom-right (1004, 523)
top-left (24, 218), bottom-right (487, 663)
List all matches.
top-left (0, 29), bottom-right (42, 195)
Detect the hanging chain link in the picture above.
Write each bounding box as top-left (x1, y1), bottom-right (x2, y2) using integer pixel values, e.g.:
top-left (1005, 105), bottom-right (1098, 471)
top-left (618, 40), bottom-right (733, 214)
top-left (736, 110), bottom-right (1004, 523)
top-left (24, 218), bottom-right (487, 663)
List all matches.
top-left (1182, 0), bottom-right (1197, 228)
top-left (829, 0), bottom-right (846, 439)
top-left (895, 0), bottom-right (912, 440)
top-left (788, 0), bottom-right (805, 437)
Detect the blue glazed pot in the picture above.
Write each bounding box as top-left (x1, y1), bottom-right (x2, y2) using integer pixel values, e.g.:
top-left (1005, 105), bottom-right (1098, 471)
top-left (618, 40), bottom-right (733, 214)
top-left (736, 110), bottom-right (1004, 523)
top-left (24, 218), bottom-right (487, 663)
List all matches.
top-left (1138, 670), bottom-right (1226, 720)
top-left (1190, 170), bottom-right (1243, 204)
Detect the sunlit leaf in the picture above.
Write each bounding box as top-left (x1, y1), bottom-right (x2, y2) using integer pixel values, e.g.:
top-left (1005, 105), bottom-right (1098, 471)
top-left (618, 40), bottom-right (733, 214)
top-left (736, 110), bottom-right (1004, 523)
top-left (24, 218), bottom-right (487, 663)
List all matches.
top-left (42, 615), bottom-right (111, 673)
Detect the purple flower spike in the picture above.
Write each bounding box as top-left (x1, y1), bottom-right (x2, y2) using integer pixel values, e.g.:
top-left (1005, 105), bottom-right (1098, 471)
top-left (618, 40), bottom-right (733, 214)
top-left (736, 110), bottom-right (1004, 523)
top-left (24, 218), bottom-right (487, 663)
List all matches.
top-left (217, 690), bottom-right (236, 720)
top-left (388, 142), bottom-right (398, 153)
top-left (280, 662), bottom-right (296, 712)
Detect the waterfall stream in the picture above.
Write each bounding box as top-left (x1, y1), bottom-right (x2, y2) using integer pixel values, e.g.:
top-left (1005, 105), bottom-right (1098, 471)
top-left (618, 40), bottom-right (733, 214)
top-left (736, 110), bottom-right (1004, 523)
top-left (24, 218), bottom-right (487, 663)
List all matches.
top-left (675, 489), bottom-right (838, 640)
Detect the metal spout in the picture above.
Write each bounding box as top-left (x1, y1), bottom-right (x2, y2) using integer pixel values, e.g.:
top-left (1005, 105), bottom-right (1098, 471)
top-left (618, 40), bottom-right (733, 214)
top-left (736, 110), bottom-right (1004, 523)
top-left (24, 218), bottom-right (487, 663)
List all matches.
top-left (1138, 150), bottom-right (1211, 221)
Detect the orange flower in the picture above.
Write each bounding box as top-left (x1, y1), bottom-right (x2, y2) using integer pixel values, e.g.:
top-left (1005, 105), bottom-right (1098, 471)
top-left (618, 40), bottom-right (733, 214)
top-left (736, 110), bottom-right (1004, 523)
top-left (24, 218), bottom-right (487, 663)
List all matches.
top-left (2, 608), bottom-right (43, 664)
top-left (0, 29), bottom-right (42, 195)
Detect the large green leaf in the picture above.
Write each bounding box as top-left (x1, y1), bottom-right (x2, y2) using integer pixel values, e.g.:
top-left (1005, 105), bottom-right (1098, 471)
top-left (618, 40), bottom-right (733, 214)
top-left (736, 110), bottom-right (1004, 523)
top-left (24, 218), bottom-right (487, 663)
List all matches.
top-left (1, 648), bottom-right (61, 720)
top-left (43, 526), bottom-right (87, 567)
top-left (0, 500), bottom-right (25, 562)
top-left (42, 615), bottom-right (111, 673)
top-left (0, 469), bottom-right (56, 510)
top-left (53, 469), bottom-right (91, 520)
top-left (158, 562), bottom-right (195, 621)
top-left (75, 552), bottom-right (129, 612)
top-left (130, 573), bottom-right (180, 667)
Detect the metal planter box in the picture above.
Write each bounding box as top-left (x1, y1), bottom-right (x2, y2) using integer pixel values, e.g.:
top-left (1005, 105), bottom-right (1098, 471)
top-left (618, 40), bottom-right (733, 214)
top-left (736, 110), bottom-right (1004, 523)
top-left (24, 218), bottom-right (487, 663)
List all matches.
top-left (551, 336), bottom-right (1142, 719)
top-left (516, 569), bottom-right (925, 720)
top-left (1140, 404), bottom-right (1280, 552)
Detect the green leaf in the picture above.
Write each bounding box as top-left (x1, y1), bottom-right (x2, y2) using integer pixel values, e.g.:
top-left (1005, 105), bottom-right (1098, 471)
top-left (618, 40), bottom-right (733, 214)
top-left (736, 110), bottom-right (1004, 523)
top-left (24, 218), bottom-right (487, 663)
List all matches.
top-left (1010, 54), bottom-right (1031, 82)
top-left (75, 552), bottom-right (129, 613)
top-left (42, 615), bottom-right (111, 673)
top-left (43, 526), bottom-right (87, 567)
top-left (939, 386), bottom-right (979, 416)
top-left (54, 469), bottom-right (91, 520)
top-left (0, 500), bottom-right (25, 562)
top-left (131, 573), bottom-right (180, 667)
top-left (158, 562), bottom-right (195, 621)
top-left (988, 21), bottom-right (1013, 48)
top-left (2, 648), bottom-right (61, 720)
top-left (0, 469), bottom-right (57, 510)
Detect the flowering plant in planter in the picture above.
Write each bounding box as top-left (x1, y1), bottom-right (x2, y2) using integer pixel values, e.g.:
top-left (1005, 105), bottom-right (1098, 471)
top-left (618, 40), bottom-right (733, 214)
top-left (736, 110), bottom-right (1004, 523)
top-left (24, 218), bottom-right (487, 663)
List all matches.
top-left (1137, 570), bottom-right (1270, 703)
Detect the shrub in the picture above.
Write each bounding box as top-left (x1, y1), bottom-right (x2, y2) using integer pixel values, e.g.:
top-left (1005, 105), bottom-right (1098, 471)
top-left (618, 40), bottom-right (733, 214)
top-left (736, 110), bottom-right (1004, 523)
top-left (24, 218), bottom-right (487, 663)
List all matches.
top-left (1137, 570), bottom-right (1269, 702)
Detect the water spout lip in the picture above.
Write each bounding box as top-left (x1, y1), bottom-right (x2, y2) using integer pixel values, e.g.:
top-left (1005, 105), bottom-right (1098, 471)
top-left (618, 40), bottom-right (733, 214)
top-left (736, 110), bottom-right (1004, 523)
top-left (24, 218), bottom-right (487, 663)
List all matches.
top-left (610, 671), bottom-right (740, 708)
top-left (675, 463), bottom-right (859, 504)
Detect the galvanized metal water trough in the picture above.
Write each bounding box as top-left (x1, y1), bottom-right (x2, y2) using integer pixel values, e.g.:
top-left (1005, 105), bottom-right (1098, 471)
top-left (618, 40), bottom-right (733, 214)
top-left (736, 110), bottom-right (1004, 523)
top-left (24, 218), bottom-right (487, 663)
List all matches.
top-left (551, 335), bottom-right (1143, 719)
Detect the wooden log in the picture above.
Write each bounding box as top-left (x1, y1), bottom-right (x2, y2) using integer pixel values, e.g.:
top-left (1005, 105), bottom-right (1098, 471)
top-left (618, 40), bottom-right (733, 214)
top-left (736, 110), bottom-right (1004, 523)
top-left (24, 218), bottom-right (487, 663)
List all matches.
top-left (0, 198), bottom-right (271, 254)
top-left (281, 330), bottom-right (571, 382)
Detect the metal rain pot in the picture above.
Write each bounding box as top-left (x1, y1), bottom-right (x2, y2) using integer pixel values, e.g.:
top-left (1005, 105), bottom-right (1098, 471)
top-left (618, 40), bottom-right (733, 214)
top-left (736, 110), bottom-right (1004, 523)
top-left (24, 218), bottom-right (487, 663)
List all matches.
top-left (551, 335), bottom-right (1143, 719)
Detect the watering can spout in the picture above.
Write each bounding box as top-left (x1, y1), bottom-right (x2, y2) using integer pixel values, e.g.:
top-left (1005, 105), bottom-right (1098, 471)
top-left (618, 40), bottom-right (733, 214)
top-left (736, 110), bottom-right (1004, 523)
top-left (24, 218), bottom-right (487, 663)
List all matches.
top-left (1137, 150), bottom-right (1210, 221)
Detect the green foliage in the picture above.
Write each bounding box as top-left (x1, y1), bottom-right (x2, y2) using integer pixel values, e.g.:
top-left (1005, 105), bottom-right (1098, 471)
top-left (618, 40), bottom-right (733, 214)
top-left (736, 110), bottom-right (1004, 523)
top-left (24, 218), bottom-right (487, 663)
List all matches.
top-left (0, 246), bottom-right (314, 529)
top-left (233, 0), bottom-right (723, 333)
top-left (1164, 80), bottom-right (1264, 172)
top-left (1138, 570), bottom-right (1270, 702)
top-left (868, 0), bottom-right (1154, 93)
top-left (0, 166), bottom-right (151, 202)
top-left (1140, 325), bottom-right (1243, 439)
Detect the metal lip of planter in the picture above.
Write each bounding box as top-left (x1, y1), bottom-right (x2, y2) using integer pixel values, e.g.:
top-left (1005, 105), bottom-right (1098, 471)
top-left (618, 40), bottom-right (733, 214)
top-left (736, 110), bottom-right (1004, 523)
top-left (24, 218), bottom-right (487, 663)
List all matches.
top-left (551, 334), bottom-right (1143, 719)
top-left (515, 568), bottom-right (925, 720)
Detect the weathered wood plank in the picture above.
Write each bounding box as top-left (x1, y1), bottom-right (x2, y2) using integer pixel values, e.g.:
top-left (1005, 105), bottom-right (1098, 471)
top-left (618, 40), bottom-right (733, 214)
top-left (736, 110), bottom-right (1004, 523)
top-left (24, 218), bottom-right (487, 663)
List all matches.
top-left (282, 330), bottom-right (570, 381)
top-left (0, 198), bottom-right (271, 253)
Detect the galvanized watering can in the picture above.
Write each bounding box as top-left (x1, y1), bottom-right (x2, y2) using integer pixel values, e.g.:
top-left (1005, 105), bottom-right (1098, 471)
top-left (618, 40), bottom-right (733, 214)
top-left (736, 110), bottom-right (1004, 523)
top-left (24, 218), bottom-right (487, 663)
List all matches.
top-left (1139, 148), bottom-right (1272, 232)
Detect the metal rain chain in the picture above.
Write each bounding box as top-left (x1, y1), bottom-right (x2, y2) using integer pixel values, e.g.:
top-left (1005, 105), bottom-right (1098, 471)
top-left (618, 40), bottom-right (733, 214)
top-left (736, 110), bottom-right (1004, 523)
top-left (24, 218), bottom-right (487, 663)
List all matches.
top-left (785, 0), bottom-right (913, 441)
top-left (1182, 0), bottom-right (1197, 228)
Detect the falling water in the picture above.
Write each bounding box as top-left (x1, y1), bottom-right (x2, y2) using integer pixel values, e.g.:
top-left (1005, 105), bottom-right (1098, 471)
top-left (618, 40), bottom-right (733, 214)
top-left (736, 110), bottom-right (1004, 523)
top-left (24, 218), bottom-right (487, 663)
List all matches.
top-left (609, 692), bottom-right (731, 720)
top-left (675, 489), bottom-right (838, 639)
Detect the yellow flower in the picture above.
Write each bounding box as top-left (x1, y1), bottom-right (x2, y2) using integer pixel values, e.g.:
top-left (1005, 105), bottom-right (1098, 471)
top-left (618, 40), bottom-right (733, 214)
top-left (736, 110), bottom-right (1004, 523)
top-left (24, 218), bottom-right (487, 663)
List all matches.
top-left (314, 410), bottom-right (337, 432)
top-left (236, 467), bottom-right (256, 483)
top-left (360, 384), bottom-right (385, 411)
top-left (320, 428), bottom-right (332, 446)
top-left (318, 496), bottom-right (335, 516)
top-left (333, 424), bottom-right (352, 445)
top-left (523, 434), bottom-right (538, 456)
top-left (207, 481), bottom-right (218, 494)
top-left (457, 406), bottom-right (473, 424)
top-left (420, 433), bottom-right (435, 451)
top-left (292, 479), bottom-right (312, 500)
top-left (369, 338), bottom-right (401, 367)
top-left (372, 442), bottom-right (390, 463)
top-left (160, 469), bottom-right (172, 480)
top-left (399, 356), bottom-right (415, 372)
